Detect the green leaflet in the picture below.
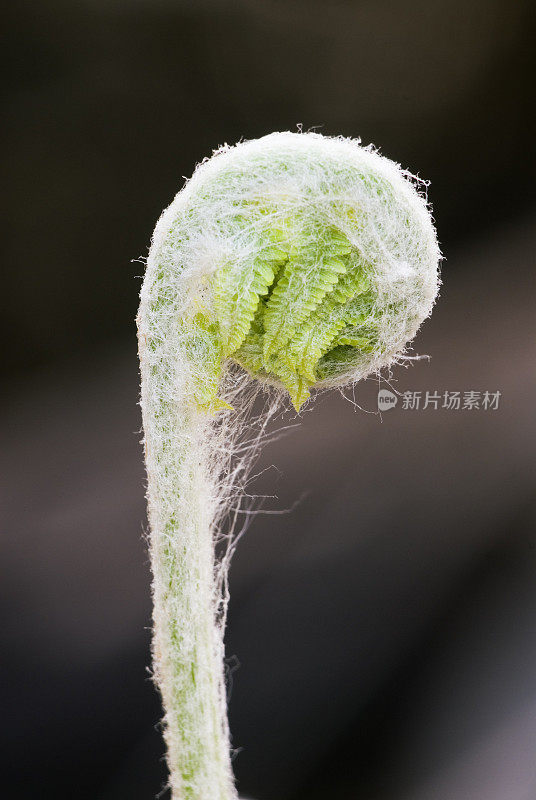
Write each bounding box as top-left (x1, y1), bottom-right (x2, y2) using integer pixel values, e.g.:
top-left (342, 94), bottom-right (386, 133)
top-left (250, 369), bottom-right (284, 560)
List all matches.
top-left (232, 303), bottom-right (265, 374)
top-left (214, 227), bottom-right (288, 357)
top-left (209, 220), bottom-right (381, 411)
top-left (336, 333), bottom-right (374, 351)
top-left (267, 349), bottom-right (311, 411)
top-left (261, 257), bottom-right (374, 404)
top-left (287, 295), bottom-right (373, 385)
top-left (316, 345), bottom-right (359, 380)
top-left (283, 260), bottom-right (371, 377)
top-left (262, 224), bottom-right (351, 359)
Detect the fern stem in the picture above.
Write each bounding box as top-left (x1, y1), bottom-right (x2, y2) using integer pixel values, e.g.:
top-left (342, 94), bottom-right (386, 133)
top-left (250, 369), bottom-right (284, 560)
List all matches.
top-left (138, 336), bottom-right (236, 798)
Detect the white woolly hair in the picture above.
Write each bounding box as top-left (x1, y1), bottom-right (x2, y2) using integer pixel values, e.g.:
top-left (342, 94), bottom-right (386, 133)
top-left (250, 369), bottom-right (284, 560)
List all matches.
top-left (137, 131), bottom-right (440, 800)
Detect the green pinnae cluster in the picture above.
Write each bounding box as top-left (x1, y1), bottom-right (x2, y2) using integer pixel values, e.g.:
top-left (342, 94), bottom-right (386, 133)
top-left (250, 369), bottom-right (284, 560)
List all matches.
top-left (210, 218), bottom-right (379, 411)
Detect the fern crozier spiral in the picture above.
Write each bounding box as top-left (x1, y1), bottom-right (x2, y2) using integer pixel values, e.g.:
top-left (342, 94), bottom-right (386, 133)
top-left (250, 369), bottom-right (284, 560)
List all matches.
top-left (137, 131), bottom-right (440, 800)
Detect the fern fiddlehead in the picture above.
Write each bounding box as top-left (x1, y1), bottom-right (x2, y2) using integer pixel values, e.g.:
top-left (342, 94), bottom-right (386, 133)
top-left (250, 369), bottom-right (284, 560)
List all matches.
top-left (137, 132), bottom-right (440, 799)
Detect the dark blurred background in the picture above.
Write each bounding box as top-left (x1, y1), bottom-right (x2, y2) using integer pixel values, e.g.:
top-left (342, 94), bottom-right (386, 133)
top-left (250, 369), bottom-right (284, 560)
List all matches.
top-left (2, 1), bottom-right (535, 798)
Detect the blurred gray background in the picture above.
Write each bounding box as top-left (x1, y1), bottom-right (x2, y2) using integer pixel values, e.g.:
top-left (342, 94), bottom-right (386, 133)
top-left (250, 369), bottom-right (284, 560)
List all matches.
top-left (2, 1), bottom-right (535, 798)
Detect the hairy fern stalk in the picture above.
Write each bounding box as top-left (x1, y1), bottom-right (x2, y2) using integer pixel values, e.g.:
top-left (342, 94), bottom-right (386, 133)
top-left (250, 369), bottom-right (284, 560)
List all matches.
top-left (137, 132), bottom-right (440, 798)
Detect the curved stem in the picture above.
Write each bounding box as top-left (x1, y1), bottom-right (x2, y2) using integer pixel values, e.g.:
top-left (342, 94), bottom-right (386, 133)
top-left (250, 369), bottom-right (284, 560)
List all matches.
top-left (138, 339), bottom-right (236, 798)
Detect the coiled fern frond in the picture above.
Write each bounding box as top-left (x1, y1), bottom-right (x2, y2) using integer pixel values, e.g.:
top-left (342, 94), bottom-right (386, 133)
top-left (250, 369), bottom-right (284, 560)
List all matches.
top-left (137, 132), bottom-right (440, 799)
